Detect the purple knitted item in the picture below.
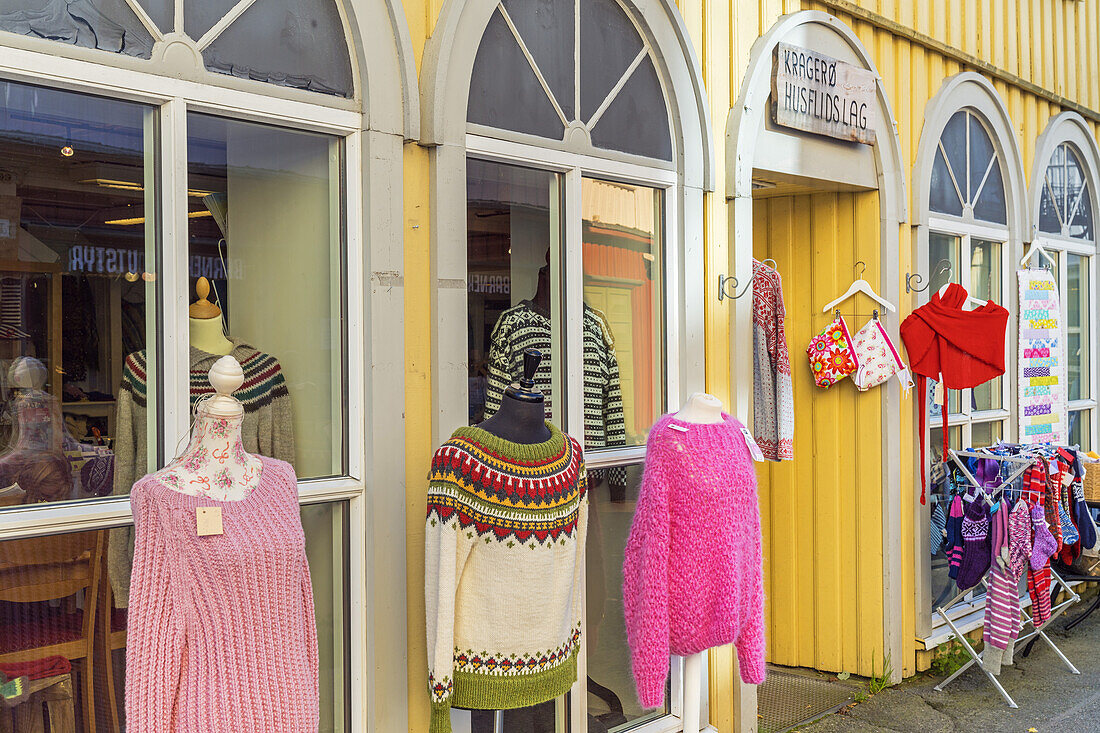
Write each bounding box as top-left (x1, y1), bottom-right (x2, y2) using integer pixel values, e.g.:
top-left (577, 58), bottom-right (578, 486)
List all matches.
top-left (1007, 500), bottom-right (1031, 576)
top-left (957, 497), bottom-right (992, 590)
top-left (1030, 502), bottom-right (1058, 570)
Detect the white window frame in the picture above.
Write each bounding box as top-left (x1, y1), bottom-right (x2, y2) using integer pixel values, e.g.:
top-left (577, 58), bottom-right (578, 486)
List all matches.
top-left (912, 74), bottom-right (1031, 646)
top-left (0, 41), bottom-right (369, 731)
top-left (464, 131), bottom-right (689, 733)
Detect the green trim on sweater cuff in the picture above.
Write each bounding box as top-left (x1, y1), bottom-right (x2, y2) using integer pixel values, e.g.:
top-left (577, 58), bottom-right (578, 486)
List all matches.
top-left (450, 648), bottom-right (578, 711)
top-left (429, 702), bottom-right (452, 733)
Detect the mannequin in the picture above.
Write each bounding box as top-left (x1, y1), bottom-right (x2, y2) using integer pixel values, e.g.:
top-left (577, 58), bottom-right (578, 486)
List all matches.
top-left (478, 348), bottom-right (551, 444)
top-left (674, 392), bottom-right (725, 424)
top-left (670, 391), bottom-right (727, 733)
top-left (189, 277), bottom-right (234, 356)
top-left (151, 355), bottom-right (262, 501)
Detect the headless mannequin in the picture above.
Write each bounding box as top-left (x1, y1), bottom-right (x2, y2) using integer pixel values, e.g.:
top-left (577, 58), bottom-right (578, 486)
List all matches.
top-left (672, 392), bottom-right (728, 733)
top-left (530, 263), bottom-right (550, 315)
top-left (478, 348), bottom-right (551, 444)
top-left (152, 356), bottom-right (262, 501)
top-left (189, 277), bottom-right (234, 356)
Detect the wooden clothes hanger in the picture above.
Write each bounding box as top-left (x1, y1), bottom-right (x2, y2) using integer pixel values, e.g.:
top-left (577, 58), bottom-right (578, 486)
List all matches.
top-left (821, 261), bottom-right (896, 314)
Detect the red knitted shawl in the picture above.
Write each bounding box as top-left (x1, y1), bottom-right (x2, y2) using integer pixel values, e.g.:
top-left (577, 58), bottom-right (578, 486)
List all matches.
top-left (900, 284), bottom-right (1009, 503)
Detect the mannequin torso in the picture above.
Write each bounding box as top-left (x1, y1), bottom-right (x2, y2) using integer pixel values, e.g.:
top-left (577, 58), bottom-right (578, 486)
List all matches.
top-left (189, 317), bottom-right (234, 357)
top-left (478, 347), bottom-right (552, 444)
top-left (152, 356), bottom-right (262, 500)
top-left (674, 392), bottom-right (725, 424)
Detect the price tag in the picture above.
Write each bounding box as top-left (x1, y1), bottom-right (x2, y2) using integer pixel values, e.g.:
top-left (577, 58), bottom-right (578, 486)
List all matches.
top-left (667, 423), bottom-right (689, 433)
top-left (932, 381), bottom-right (945, 405)
top-left (196, 506), bottom-right (223, 536)
top-left (739, 426), bottom-right (766, 463)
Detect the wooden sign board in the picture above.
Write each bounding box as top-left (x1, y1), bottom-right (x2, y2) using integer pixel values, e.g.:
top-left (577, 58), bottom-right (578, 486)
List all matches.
top-left (771, 42), bottom-right (877, 145)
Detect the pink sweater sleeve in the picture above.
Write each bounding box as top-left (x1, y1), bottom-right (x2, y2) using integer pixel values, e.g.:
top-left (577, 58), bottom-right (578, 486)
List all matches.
top-left (735, 483), bottom-right (767, 684)
top-left (622, 448), bottom-right (670, 708)
top-left (125, 489), bottom-right (185, 731)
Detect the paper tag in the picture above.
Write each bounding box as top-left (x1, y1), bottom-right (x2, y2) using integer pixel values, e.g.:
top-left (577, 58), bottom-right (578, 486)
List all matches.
top-left (739, 426), bottom-right (766, 462)
top-left (667, 423), bottom-right (689, 433)
top-left (932, 381), bottom-right (945, 405)
top-left (196, 506), bottom-right (223, 536)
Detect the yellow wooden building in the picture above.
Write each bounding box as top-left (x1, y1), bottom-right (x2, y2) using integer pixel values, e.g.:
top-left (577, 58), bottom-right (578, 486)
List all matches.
top-left (0, 0), bottom-right (1097, 729)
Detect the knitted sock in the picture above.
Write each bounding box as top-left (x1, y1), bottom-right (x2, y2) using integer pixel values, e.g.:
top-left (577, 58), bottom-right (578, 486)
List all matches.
top-left (947, 495), bottom-right (965, 579)
top-left (1028, 564), bottom-right (1053, 627)
top-left (1031, 502), bottom-right (1058, 571)
top-left (1008, 500), bottom-right (1032, 577)
top-left (930, 501), bottom-right (947, 556)
top-left (1043, 462), bottom-right (1064, 553)
top-left (957, 497), bottom-right (992, 590)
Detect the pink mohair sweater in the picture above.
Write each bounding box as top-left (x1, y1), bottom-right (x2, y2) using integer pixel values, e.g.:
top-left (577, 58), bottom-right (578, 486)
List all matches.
top-left (623, 413), bottom-right (766, 708)
top-left (125, 456), bottom-right (318, 732)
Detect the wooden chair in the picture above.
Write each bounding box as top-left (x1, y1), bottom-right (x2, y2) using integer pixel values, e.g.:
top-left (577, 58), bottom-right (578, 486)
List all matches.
top-left (95, 543), bottom-right (126, 733)
top-left (0, 530), bottom-right (106, 733)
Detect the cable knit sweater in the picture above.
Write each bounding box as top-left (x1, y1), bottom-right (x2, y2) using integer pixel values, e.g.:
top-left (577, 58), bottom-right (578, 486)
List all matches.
top-left (425, 423), bottom-right (587, 733)
top-left (622, 413), bottom-right (766, 707)
top-left (126, 456), bottom-right (318, 732)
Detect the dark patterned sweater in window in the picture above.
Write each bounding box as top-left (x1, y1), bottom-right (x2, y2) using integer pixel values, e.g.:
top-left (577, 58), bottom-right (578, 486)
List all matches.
top-left (484, 300), bottom-right (626, 488)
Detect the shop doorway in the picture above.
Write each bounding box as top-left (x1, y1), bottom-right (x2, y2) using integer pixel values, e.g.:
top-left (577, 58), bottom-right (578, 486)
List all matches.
top-left (726, 9), bottom-right (909, 731)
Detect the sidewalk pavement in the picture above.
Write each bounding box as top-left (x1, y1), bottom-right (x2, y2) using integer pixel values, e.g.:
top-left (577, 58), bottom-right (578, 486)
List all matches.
top-left (800, 603), bottom-right (1100, 733)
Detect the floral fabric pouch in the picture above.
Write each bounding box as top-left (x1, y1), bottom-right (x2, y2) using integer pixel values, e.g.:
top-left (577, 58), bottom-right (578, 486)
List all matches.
top-left (851, 317), bottom-right (913, 395)
top-left (806, 315), bottom-right (857, 388)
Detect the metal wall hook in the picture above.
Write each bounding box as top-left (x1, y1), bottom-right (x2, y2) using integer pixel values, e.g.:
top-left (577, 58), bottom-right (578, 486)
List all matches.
top-left (906, 258), bottom-right (952, 293)
top-left (761, 258), bottom-right (778, 270)
top-left (855, 260), bottom-right (867, 278)
top-left (717, 273), bottom-right (751, 301)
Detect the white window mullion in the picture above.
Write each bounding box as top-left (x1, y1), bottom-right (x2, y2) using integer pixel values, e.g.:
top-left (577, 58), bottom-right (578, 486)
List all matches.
top-left (158, 99), bottom-right (192, 470)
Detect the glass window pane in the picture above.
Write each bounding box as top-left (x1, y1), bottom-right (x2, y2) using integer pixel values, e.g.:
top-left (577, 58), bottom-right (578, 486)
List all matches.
top-left (970, 420), bottom-right (1002, 448)
top-left (580, 0), bottom-right (644, 122)
top-left (186, 113), bottom-right (345, 480)
top-left (972, 159), bottom-right (1007, 224)
top-left (1070, 409), bottom-right (1090, 451)
top-left (589, 55), bottom-right (673, 161)
top-left (200, 0), bottom-right (354, 97)
top-left (929, 425), bottom-right (961, 613)
top-left (581, 178), bottom-right (662, 450)
top-left (1039, 178), bottom-right (1061, 234)
top-left (929, 148), bottom-right (964, 217)
top-left (0, 503), bottom-right (348, 730)
top-left (967, 113), bottom-right (996, 203)
top-left (969, 239), bottom-right (1002, 412)
top-left (0, 80), bottom-right (157, 509)
top-left (467, 9), bottom-right (567, 140)
top-left (500, 0), bottom-right (575, 121)
top-left (467, 160), bottom-right (561, 428)
top-left (588, 462), bottom-right (670, 728)
top-left (928, 231), bottom-right (960, 293)
top-left (940, 111), bottom-right (968, 194)
top-left (1067, 254), bottom-right (1089, 402)
top-left (0, 0), bottom-right (155, 58)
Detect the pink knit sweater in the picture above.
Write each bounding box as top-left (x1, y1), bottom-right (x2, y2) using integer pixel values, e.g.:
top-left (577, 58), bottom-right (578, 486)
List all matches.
top-left (623, 413), bottom-right (766, 707)
top-left (125, 456), bottom-right (318, 732)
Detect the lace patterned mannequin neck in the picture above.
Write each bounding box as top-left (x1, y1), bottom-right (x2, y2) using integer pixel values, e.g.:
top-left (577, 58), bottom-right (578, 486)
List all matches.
top-left (152, 355), bottom-right (261, 501)
top-left (155, 410), bottom-right (262, 500)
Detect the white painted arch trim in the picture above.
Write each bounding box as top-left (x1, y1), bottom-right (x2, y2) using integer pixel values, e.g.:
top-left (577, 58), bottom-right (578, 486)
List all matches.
top-left (1028, 111), bottom-right (1100, 248)
top-left (418, 0), bottom-right (714, 191)
top-left (913, 72), bottom-right (1029, 237)
top-left (341, 0), bottom-right (421, 139)
top-left (725, 10), bottom-right (908, 223)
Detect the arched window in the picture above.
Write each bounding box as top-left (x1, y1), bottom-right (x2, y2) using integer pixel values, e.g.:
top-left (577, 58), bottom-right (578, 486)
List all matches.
top-left (0, 0), bottom-right (354, 96)
top-left (1030, 115), bottom-right (1100, 451)
top-left (467, 0), bottom-right (672, 159)
top-left (915, 74), bottom-right (1028, 641)
top-left (424, 0), bottom-right (709, 727)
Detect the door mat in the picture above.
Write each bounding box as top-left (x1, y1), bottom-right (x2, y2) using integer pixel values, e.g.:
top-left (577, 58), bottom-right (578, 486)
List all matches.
top-left (758, 666), bottom-right (859, 733)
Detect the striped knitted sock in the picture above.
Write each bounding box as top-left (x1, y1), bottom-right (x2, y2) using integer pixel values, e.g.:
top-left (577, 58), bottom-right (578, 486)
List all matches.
top-left (947, 495), bottom-right (965, 579)
top-left (0, 675), bottom-right (28, 708)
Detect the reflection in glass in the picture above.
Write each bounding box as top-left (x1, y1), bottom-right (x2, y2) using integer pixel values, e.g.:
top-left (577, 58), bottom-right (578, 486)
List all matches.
top-left (928, 110), bottom-right (1007, 224)
top-left (581, 178), bottom-right (662, 449)
top-left (185, 113), bottom-right (345, 480)
top-left (588, 462), bottom-right (668, 730)
top-left (970, 421), bottom-right (1002, 449)
top-left (1067, 254), bottom-right (1089, 403)
top-left (0, 503), bottom-right (348, 731)
top-left (1070, 410), bottom-right (1090, 451)
top-left (0, 0), bottom-right (155, 58)
top-left (1039, 143), bottom-right (1093, 239)
top-left (928, 424), bottom-right (966, 613)
top-left (970, 239), bottom-right (1001, 412)
top-left (0, 80), bottom-right (156, 509)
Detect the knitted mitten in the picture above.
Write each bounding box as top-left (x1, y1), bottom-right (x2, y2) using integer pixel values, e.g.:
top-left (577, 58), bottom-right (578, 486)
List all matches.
top-left (1059, 486), bottom-right (1080, 547)
top-left (1043, 463), bottom-right (1064, 553)
top-left (956, 498), bottom-right (992, 590)
top-left (1008, 500), bottom-right (1032, 577)
top-left (947, 495), bottom-right (965, 579)
top-left (930, 501), bottom-right (947, 556)
top-left (1030, 502), bottom-right (1058, 571)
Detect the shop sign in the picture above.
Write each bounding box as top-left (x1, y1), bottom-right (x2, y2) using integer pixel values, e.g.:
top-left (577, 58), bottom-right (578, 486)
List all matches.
top-left (771, 42), bottom-right (876, 145)
top-left (468, 273), bottom-right (510, 294)
top-left (68, 245), bottom-right (235, 280)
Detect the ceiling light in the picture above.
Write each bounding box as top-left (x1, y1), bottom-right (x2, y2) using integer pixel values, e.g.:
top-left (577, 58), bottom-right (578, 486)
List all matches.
top-left (105, 211), bottom-right (213, 226)
top-left (60, 145), bottom-right (74, 158)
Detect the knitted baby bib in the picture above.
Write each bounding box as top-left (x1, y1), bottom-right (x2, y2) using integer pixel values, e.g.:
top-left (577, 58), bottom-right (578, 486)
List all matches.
top-left (956, 498), bottom-right (991, 590)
